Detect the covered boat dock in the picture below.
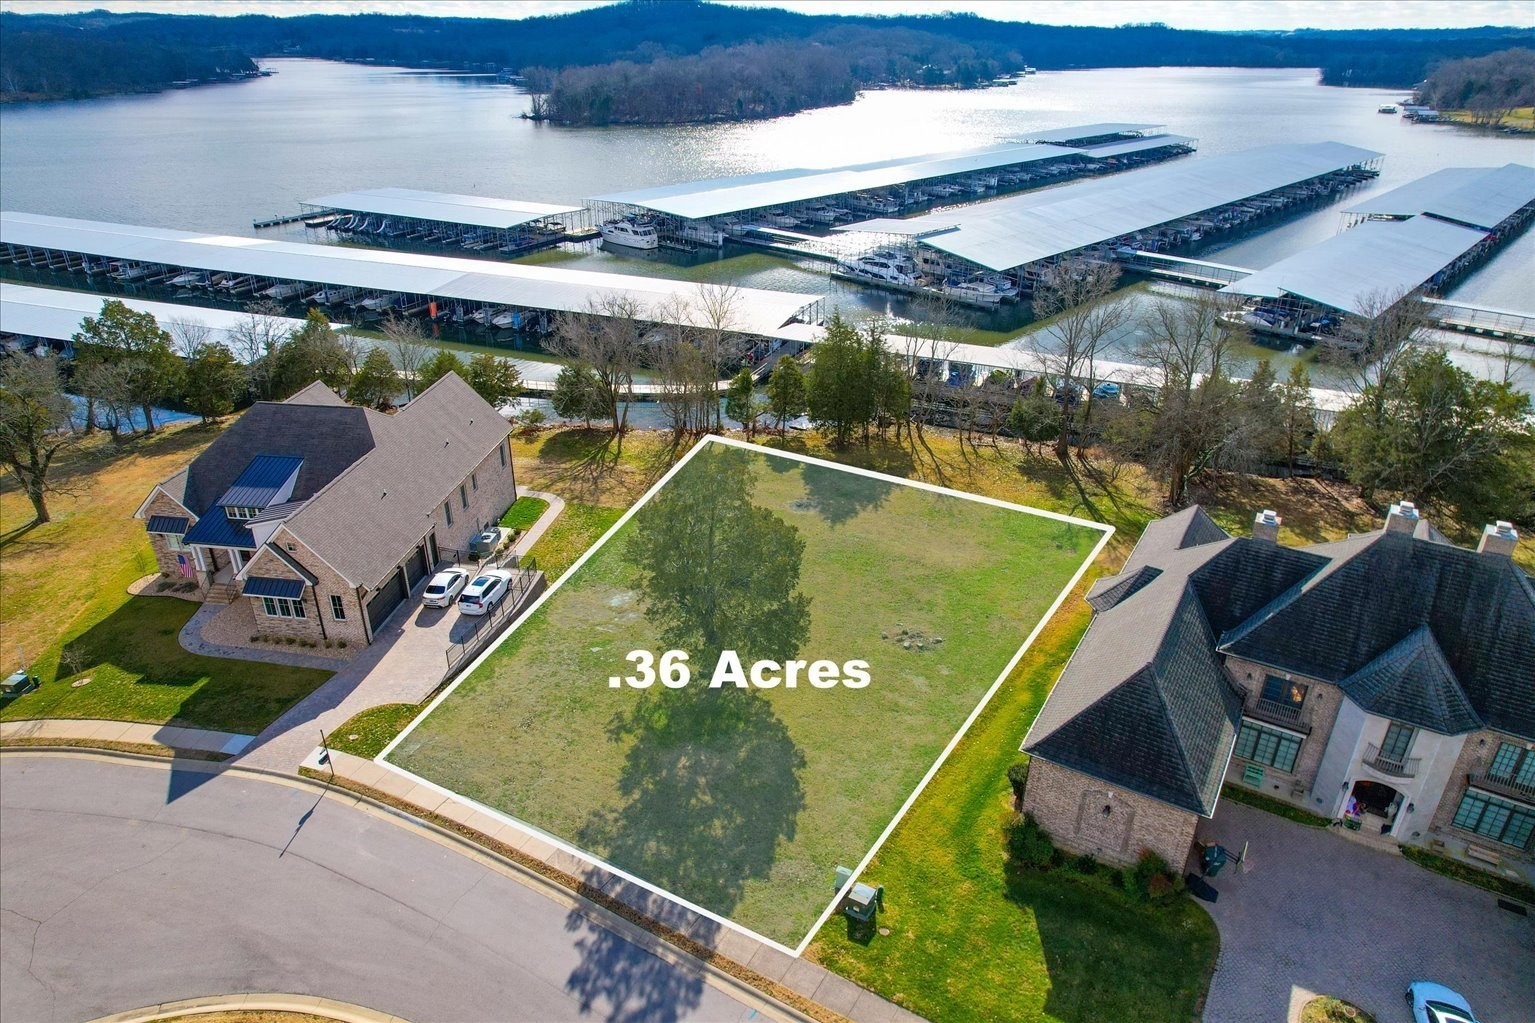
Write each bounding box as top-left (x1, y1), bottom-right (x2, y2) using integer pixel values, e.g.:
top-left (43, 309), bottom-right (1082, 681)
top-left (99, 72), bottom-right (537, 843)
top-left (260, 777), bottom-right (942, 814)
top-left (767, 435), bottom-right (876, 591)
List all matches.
top-left (0, 282), bottom-right (343, 360)
top-left (293, 187), bottom-right (592, 257)
top-left (0, 213), bottom-right (822, 341)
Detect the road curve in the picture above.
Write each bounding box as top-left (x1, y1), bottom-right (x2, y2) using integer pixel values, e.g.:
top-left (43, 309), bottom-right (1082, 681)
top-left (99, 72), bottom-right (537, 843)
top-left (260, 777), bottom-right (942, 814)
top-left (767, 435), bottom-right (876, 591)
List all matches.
top-left (0, 753), bottom-right (785, 1023)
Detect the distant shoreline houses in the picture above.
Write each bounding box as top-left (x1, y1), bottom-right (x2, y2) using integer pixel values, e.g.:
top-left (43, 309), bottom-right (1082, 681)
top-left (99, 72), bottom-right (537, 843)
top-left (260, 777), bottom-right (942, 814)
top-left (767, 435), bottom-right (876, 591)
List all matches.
top-left (1022, 502), bottom-right (1533, 877)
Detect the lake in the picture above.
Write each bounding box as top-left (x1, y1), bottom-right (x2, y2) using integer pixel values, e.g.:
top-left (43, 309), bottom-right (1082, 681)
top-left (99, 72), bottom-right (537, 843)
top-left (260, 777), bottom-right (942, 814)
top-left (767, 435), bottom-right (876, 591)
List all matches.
top-left (3, 59), bottom-right (1533, 385)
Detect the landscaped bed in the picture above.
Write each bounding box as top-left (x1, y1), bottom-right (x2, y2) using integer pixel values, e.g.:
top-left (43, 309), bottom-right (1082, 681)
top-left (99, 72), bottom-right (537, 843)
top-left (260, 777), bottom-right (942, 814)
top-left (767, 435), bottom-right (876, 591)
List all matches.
top-left (385, 437), bottom-right (1107, 949)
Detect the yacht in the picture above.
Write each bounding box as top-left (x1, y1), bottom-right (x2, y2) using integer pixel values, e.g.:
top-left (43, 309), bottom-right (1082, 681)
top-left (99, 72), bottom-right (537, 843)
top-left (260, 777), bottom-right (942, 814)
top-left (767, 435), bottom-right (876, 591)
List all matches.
top-left (760, 210), bottom-right (800, 229)
top-left (680, 222), bottom-right (725, 247)
top-left (942, 276), bottom-right (1009, 305)
top-left (599, 217), bottom-right (660, 250)
top-left (1378, 104), bottom-right (1399, 114)
top-left (839, 253), bottom-right (920, 287)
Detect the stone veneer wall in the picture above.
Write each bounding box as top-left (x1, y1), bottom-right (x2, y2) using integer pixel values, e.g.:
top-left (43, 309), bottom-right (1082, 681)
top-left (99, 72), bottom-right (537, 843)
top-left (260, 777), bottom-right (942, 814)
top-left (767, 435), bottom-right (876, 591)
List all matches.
top-left (246, 532), bottom-right (372, 649)
top-left (1427, 727), bottom-right (1535, 863)
top-left (142, 491), bottom-right (200, 582)
top-left (1022, 758), bottom-right (1199, 870)
top-left (1223, 655), bottom-right (1343, 806)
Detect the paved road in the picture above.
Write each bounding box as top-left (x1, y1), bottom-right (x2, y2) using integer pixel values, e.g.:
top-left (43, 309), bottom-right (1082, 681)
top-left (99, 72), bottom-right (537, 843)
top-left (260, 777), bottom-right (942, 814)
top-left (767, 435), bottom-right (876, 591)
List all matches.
top-left (1198, 802), bottom-right (1535, 1023)
top-left (0, 753), bottom-right (787, 1023)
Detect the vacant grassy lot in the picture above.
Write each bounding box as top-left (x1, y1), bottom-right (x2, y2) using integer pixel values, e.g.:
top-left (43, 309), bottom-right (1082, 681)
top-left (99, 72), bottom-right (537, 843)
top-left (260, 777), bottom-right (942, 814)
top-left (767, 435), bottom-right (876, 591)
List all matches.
top-left (390, 439), bottom-right (1104, 947)
top-left (0, 424), bottom-right (331, 734)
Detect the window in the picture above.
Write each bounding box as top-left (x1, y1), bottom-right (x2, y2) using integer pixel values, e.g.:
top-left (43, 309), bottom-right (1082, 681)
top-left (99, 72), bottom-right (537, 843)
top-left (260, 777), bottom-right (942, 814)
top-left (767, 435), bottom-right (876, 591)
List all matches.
top-left (1260, 674), bottom-right (1307, 708)
top-left (499, 442), bottom-right (507, 468)
top-left (1381, 722), bottom-right (1415, 760)
top-left (165, 533), bottom-right (187, 552)
top-left (1452, 790), bottom-right (1535, 849)
top-left (260, 596), bottom-right (305, 619)
top-left (1235, 721), bottom-right (1301, 773)
top-left (444, 500), bottom-right (453, 527)
top-left (471, 472), bottom-right (478, 491)
top-left (1489, 743), bottom-right (1535, 788)
top-left (224, 505), bottom-right (260, 522)
top-left (460, 484), bottom-right (469, 510)
top-left (330, 595), bottom-right (346, 621)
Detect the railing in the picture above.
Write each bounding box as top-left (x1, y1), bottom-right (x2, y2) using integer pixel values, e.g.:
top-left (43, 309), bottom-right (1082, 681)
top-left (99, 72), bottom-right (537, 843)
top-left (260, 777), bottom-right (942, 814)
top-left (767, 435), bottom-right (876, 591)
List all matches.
top-left (1468, 772), bottom-right (1535, 806)
top-left (1363, 742), bottom-right (1421, 779)
top-left (442, 556), bottom-right (544, 677)
top-left (1250, 696), bottom-right (1309, 732)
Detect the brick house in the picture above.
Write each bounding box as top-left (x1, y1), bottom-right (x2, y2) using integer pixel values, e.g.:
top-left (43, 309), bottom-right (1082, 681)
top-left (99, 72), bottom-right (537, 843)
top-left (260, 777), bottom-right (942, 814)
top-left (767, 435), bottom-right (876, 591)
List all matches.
top-left (134, 374), bottom-right (518, 646)
top-left (1021, 502), bottom-right (1533, 876)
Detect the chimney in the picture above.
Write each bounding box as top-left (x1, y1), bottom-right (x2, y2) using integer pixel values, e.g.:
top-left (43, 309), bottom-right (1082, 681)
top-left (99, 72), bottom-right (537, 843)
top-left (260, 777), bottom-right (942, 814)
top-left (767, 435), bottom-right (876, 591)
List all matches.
top-left (1253, 508), bottom-right (1282, 543)
top-left (1385, 501), bottom-right (1419, 535)
top-left (1477, 520), bottom-right (1519, 558)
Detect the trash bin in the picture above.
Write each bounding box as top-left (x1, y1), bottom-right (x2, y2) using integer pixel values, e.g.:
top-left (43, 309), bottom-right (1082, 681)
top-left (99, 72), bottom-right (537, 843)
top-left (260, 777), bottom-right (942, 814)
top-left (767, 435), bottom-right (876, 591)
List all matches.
top-left (1201, 843), bottom-right (1229, 877)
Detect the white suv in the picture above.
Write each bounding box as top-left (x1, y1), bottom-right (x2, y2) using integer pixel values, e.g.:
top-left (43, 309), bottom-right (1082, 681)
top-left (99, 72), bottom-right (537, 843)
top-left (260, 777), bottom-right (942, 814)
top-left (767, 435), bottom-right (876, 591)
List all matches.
top-left (457, 569), bottom-right (513, 616)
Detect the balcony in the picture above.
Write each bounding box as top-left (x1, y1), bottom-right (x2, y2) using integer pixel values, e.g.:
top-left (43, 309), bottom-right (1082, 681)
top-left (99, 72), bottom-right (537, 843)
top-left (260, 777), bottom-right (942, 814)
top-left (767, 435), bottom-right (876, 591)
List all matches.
top-left (1246, 696), bottom-right (1311, 734)
top-left (1468, 772), bottom-right (1535, 806)
top-left (1363, 742), bottom-right (1420, 779)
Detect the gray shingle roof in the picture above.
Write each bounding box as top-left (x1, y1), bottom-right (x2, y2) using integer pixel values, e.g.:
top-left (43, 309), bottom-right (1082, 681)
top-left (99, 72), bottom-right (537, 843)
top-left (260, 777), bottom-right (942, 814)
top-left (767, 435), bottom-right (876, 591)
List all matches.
top-left (286, 380), bottom-right (350, 407)
top-left (1339, 626), bottom-right (1483, 735)
top-left (1122, 504), bottom-right (1229, 573)
top-left (279, 372), bottom-right (511, 590)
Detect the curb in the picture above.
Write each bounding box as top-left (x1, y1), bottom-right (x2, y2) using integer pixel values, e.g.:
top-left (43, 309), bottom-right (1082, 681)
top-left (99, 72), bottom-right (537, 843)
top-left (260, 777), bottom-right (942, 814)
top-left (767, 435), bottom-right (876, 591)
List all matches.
top-left (4, 746), bottom-right (824, 1023)
top-left (85, 991), bottom-right (404, 1023)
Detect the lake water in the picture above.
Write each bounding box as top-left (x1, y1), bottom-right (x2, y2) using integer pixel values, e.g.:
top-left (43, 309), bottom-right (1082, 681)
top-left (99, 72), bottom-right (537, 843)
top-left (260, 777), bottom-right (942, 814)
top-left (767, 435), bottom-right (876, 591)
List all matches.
top-left (4, 59), bottom-right (1533, 384)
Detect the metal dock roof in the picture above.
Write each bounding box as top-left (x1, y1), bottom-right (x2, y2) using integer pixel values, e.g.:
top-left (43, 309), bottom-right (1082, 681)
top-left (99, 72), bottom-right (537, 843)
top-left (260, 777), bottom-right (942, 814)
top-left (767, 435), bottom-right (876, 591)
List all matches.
top-left (1343, 162), bottom-right (1535, 231)
top-left (904, 141), bottom-right (1383, 272)
top-left (0, 213), bottom-right (820, 338)
top-left (0, 282), bottom-right (345, 351)
top-left (1015, 122), bottom-right (1163, 143)
top-left (592, 142), bottom-right (1088, 220)
top-left (1072, 134), bottom-right (1198, 159)
top-left (1219, 214), bottom-right (1488, 316)
top-left (301, 187), bottom-right (583, 230)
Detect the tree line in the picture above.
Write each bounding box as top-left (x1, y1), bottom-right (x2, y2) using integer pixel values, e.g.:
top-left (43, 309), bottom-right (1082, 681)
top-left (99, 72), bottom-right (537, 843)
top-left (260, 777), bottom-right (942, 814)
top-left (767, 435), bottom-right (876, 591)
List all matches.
top-left (4, 5), bottom-right (1530, 107)
top-left (0, 26), bottom-right (256, 102)
top-left (1414, 47), bottom-right (1535, 126)
top-left (0, 299), bottom-right (522, 523)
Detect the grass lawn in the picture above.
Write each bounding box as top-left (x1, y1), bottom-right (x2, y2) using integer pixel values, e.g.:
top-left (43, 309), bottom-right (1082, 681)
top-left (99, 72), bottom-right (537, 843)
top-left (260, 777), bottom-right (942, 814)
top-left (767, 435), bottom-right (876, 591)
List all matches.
top-left (1400, 846), bottom-right (1535, 905)
top-left (327, 702), bottom-right (421, 758)
top-left (1220, 782), bottom-right (1331, 828)
top-left (500, 495), bottom-right (550, 531)
top-left (0, 423), bottom-right (332, 735)
top-left (389, 438), bottom-right (1106, 947)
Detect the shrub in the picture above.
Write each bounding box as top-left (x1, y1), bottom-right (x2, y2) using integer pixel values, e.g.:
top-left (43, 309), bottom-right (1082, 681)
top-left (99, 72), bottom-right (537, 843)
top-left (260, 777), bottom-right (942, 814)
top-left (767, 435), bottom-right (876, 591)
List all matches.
top-left (338, 640), bottom-right (347, 649)
top-left (1072, 852), bottom-right (1100, 876)
top-left (1006, 813), bottom-right (1056, 868)
top-left (1006, 761), bottom-right (1030, 803)
top-left (1125, 849), bottom-right (1175, 902)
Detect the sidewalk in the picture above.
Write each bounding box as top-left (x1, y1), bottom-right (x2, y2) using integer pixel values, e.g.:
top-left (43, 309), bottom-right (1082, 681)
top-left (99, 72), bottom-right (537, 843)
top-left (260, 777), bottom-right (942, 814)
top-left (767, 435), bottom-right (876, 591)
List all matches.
top-left (0, 718), bottom-right (252, 755)
top-left (309, 748), bottom-right (926, 1023)
top-left (508, 488), bottom-right (565, 560)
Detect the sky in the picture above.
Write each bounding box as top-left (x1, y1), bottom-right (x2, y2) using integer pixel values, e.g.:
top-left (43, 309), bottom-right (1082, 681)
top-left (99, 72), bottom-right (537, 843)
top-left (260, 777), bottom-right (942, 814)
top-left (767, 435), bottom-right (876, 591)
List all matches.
top-left (0, 0), bottom-right (1530, 31)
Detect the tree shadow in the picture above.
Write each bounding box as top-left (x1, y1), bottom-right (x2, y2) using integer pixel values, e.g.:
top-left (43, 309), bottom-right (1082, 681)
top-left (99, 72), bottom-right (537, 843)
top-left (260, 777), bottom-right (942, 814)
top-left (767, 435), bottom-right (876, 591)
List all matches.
top-left (577, 684), bottom-right (807, 918)
top-left (794, 461), bottom-right (895, 527)
top-left (561, 905), bottom-right (708, 1023)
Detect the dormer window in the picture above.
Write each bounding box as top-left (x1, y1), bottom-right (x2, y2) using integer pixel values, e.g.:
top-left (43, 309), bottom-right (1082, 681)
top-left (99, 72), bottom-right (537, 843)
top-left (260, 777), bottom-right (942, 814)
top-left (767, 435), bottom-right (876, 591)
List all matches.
top-left (225, 506), bottom-right (261, 522)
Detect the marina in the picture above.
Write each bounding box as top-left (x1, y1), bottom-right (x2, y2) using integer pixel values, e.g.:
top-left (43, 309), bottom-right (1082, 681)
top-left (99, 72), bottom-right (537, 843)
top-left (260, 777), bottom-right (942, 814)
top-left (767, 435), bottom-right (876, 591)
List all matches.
top-left (286, 187), bottom-right (594, 256)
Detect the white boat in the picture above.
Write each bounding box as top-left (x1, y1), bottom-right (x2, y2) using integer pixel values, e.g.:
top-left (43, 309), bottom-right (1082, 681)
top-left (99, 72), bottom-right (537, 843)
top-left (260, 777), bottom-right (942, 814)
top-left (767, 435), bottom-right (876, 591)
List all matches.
top-left (313, 286), bottom-right (359, 304)
top-left (491, 309), bottom-right (519, 328)
top-left (360, 292), bottom-right (402, 311)
top-left (1378, 104), bottom-right (1398, 114)
top-left (839, 254), bottom-right (920, 287)
top-left (680, 223), bottom-right (725, 247)
top-left (761, 210), bottom-right (800, 229)
top-left (599, 218), bottom-right (659, 250)
top-left (802, 203), bottom-right (840, 224)
top-left (262, 281), bottom-right (310, 300)
top-left (167, 270), bottom-right (208, 288)
top-left (943, 276), bottom-right (1008, 305)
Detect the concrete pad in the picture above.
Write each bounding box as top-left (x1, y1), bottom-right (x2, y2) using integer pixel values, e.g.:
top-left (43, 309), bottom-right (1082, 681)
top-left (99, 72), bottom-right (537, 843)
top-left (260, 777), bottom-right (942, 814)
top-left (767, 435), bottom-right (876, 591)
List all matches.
top-left (545, 849), bottom-right (590, 878)
top-left (219, 733), bottom-right (253, 754)
top-left (488, 822), bottom-right (534, 853)
top-left (398, 784), bottom-right (450, 815)
top-left (519, 835), bottom-right (558, 864)
top-left (848, 990), bottom-right (907, 1023)
top-left (809, 973), bottom-right (865, 1017)
top-left (744, 943), bottom-right (795, 982)
top-left (436, 799), bottom-right (488, 829)
top-left (781, 957), bottom-right (828, 999)
top-left (87, 721), bottom-right (136, 742)
top-left (713, 928), bottom-right (760, 964)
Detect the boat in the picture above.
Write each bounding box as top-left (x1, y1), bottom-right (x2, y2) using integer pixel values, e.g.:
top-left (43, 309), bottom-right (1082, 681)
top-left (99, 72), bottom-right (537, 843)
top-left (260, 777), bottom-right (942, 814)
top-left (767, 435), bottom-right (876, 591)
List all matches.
top-left (760, 210), bottom-right (800, 229)
top-left (491, 309), bottom-right (520, 328)
top-left (680, 223), bottom-right (725, 247)
top-left (1377, 104), bottom-right (1399, 114)
top-left (838, 253), bottom-right (920, 287)
top-left (167, 270), bottom-right (209, 288)
top-left (599, 218), bottom-right (659, 250)
top-left (313, 286), bottom-right (359, 305)
top-left (303, 213), bottom-right (338, 229)
top-left (942, 276), bottom-right (1008, 305)
top-left (360, 292), bottom-right (403, 311)
top-left (262, 281), bottom-right (310, 300)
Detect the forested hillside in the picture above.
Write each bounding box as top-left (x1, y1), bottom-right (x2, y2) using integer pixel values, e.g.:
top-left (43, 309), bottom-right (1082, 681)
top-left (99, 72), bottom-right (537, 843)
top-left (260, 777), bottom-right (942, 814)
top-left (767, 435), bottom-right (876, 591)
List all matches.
top-left (1415, 48), bottom-right (1535, 126)
top-left (0, 28), bottom-right (256, 101)
top-left (2, 3), bottom-right (1530, 114)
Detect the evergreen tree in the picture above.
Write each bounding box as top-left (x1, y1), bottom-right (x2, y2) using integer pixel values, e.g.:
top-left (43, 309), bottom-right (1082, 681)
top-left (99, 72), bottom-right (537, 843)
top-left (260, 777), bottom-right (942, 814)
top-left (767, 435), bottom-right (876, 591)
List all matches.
top-left (1277, 361), bottom-right (1316, 474)
top-left (465, 353), bottom-right (522, 408)
top-left (181, 342), bottom-right (245, 423)
top-left (550, 363), bottom-right (606, 428)
top-left (765, 356), bottom-right (807, 435)
top-left (723, 368), bottom-right (765, 439)
top-left (806, 316), bottom-right (874, 447)
top-left (347, 348), bottom-right (400, 410)
top-left (416, 349), bottom-right (465, 392)
top-left (70, 299), bottom-right (180, 433)
top-left (272, 309), bottom-right (350, 399)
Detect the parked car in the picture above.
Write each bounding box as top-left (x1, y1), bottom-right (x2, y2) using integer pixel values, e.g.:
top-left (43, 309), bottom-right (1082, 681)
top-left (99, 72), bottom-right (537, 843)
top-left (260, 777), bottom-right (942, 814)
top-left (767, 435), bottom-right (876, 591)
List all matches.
top-left (1053, 381), bottom-right (1085, 405)
top-left (457, 569), bottom-right (514, 616)
top-left (1407, 982), bottom-right (1481, 1023)
top-left (421, 567), bottom-right (471, 609)
top-left (1092, 381), bottom-right (1122, 400)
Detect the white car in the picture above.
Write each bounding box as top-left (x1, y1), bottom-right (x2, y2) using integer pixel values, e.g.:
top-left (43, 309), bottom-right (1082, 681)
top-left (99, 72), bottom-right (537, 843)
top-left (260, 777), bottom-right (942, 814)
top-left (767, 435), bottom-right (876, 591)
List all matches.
top-left (1407, 982), bottom-right (1481, 1023)
top-left (457, 569), bottom-right (513, 616)
top-left (421, 567), bottom-right (470, 609)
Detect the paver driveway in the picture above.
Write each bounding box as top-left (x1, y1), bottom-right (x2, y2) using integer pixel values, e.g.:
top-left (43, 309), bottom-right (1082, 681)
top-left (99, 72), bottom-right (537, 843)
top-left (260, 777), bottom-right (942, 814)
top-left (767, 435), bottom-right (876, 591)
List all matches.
top-left (1198, 802), bottom-right (1534, 1023)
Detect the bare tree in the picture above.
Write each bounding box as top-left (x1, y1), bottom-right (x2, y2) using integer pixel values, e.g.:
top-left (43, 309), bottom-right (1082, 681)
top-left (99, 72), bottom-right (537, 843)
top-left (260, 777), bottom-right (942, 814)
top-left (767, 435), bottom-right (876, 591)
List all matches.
top-left (165, 318), bottom-right (214, 359)
top-left (548, 295), bottom-right (645, 437)
top-left (380, 312), bottom-right (433, 399)
top-left (891, 298), bottom-right (962, 441)
top-left (227, 301), bottom-right (290, 401)
top-left (1029, 258), bottom-right (1130, 462)
top-left (334, 330), bottom-right (371, 380)
top-left (688, 283), bottom-right (745, 430)
top-left (0, 356), bottom-right (80, 524)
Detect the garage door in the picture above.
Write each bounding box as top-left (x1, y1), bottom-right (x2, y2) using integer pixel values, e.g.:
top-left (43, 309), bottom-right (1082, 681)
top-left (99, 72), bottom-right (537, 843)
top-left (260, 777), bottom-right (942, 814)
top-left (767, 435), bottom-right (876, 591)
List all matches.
top-left (406, 544), bottom-right (429, 588)
top-left (366, 569), bottom-right (407, 634)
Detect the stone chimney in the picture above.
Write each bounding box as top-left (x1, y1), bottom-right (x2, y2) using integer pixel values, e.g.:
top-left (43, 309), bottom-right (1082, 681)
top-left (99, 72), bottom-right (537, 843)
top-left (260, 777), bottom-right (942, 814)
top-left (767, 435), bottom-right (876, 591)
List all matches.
top-left (1253, 508), bottom-right (1282, 543)
top-left (1385, 501), bottom-right (1420, 535)
top-left (1477, 520), bottom-right (1519, 558)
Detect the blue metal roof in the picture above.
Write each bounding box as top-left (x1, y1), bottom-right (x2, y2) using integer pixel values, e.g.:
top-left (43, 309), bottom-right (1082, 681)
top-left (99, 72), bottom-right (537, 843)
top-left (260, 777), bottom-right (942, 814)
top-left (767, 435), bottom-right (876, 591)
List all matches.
top-left (217, 454), bottom-right (304, 509)
top-left (146, 515), bottom-right (189, 534)
top-left (243, 576), bottom-right (306, 599)
top-left (182, 511), bottom-right (256, 549)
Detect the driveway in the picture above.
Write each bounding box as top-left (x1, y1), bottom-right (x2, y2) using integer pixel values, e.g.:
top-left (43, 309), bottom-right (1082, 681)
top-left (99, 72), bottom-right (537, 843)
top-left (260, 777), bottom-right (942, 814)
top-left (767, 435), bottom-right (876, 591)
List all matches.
top-left (1197, 802), bottom-right (1534, 1023)
top-left (0, 753), bottom-right (791, 1023)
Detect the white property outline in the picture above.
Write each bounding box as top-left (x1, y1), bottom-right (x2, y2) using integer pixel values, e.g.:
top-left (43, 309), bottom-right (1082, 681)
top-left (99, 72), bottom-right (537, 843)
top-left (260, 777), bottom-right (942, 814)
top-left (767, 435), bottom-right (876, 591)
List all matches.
top-left (377, 434), bottom-right (1113, 958)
